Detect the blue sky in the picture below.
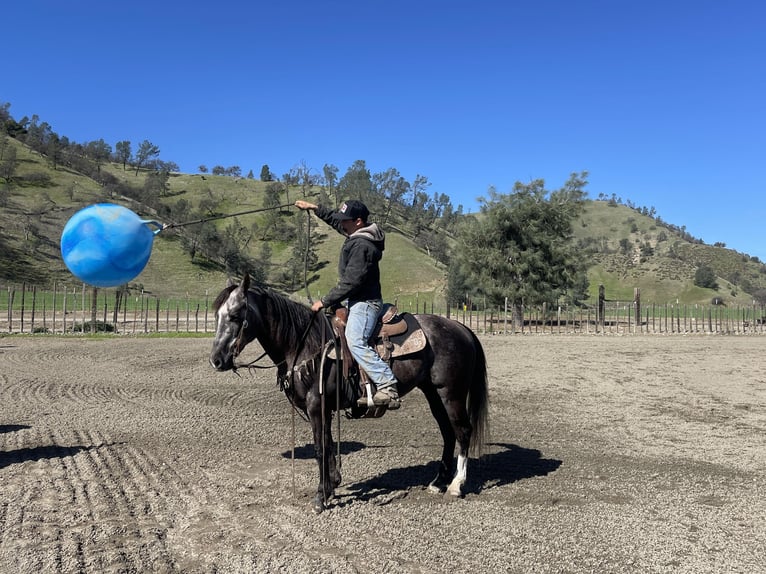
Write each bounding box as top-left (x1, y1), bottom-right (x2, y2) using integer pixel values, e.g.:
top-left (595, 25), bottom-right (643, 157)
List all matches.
top-left (4, 1), bottom-right (765, 260)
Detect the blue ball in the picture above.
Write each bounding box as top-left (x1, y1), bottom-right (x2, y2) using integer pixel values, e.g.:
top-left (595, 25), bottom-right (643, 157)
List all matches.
top-left (60, 204), bottom-right (161, 288)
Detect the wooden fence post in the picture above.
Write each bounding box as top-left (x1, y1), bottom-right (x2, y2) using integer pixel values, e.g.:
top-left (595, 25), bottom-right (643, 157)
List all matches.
top-left (91, 287), bottom-right (98, 333)
top-left (20, 282), bottom-right (26, 333)
top-left (598, 285), bottom-right (605, 333)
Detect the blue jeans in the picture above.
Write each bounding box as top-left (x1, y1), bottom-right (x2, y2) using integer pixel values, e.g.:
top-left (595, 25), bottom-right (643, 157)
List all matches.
top-left (345, 300), bottom-right (398, 390)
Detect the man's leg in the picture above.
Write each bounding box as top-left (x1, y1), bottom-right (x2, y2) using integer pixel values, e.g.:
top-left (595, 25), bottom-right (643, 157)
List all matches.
top-left (346, 301), bottom-right (400, 408)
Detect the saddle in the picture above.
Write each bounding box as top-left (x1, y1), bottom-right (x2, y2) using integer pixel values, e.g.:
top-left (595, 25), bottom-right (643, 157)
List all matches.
top-left (327, 304), bottom-right (427, 417)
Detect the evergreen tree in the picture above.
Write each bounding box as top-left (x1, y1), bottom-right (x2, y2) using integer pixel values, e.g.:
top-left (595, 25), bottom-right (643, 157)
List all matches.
top-left (454, 172), bottom-right (590, 326)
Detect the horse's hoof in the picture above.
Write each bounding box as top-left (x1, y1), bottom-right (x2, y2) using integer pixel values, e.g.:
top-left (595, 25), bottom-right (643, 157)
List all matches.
top-left (312, 496), bottom-right (325, 514)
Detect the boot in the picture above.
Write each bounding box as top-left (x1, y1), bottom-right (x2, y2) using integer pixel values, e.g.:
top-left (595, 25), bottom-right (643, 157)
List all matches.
top-left (356, 385), bottom-right (401, 410)
top-left (372, 386), bottom-right (400, 410)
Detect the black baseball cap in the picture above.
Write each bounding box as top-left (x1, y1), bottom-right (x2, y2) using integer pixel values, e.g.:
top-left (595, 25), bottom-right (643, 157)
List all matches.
top-left (337, 200), bottom-right (369, 222)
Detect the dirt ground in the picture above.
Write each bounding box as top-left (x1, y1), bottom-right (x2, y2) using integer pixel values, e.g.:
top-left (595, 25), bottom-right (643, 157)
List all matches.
top-left (0, 334), bottom-right (764, 573)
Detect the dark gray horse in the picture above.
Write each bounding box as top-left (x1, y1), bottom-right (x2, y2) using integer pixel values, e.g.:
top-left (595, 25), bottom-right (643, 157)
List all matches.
top-left (209, 274), bottom-right (489, 513)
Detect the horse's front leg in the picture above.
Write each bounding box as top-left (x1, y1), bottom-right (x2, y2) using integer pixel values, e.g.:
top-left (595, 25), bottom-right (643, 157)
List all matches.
top-left (307, 390), bottom-right (339, 514)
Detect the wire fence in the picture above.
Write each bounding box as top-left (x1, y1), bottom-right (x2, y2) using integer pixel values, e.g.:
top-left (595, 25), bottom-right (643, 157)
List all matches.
top-left (2, 282), bottom-right (213, 335)
top-left (3, 282), bottom-right (766, 336)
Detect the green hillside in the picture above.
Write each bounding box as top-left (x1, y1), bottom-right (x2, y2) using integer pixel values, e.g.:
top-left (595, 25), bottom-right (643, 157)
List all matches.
top-left (574, 200), bottom-right (766, 305)
top-left (0, 137), bottom-right (447, 309)
top-left (2, 135), bottom-right (765, 309)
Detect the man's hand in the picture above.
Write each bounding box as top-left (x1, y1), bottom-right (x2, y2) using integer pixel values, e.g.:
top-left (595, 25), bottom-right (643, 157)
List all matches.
top-left (295, 200), bottom-right (317, 210)
top-left (311, 300), bottom-right (324, 312)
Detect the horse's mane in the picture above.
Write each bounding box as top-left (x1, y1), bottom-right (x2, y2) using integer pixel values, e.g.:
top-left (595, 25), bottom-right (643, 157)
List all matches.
top-left (213, 283), bottom-right (327, 353)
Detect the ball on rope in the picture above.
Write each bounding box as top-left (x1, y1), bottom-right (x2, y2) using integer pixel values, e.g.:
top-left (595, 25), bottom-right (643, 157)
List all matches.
top-left (60, 203), bottom-right (163, 288)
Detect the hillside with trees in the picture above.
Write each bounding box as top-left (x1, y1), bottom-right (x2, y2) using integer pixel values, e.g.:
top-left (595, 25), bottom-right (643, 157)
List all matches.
top-left (2, 101), bottom-right (766, 313)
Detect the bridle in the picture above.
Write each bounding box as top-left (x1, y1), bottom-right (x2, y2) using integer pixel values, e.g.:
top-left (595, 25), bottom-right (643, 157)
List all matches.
top-left (232, 318), bottom-right (250, 359)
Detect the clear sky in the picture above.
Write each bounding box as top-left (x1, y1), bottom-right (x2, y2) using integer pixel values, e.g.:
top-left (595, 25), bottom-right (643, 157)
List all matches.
top-left (4, 1), bottom-right (765, 260)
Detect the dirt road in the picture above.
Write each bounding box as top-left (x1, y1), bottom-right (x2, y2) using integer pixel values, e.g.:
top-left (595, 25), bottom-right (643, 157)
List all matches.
top-left (1, 334), bottom-right (764, 573)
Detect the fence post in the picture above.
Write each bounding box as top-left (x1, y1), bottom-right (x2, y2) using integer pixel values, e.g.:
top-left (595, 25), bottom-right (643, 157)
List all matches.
top-left (91, 287), bottom-right (98, 334)
top-left (598, 285), bottom-right (605, 333)
top-left (63, 287), bottom-right (68, 333)
top-left (31, 285), bottom-right (38, 333)
top-left (204, 290), bottom-right (209, 332)
top-left (7, 286), bottom-right (14, 333)
top-left (20, 282), bottom-right (26, 333)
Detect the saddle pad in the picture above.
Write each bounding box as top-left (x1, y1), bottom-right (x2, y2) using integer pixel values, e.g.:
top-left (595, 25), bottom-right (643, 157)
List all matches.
top-left (326, 313), bottom-right (427, 360)
top-left (374, 313), bottom-right (427, 358)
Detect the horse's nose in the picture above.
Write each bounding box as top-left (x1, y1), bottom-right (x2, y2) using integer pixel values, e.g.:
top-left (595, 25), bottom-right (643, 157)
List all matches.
top-left (210, 356), bottom-right (224, 370)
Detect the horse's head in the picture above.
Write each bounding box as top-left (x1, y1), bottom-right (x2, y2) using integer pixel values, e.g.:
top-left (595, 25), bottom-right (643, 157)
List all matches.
top-left (209, 274), bottom-right (253, 371)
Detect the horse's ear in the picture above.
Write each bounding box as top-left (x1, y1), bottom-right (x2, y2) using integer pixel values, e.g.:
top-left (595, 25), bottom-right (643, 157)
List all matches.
top-left (226, 276), bottom-right (236, 288)
top-left (240, 273), bottom-right (251, 292)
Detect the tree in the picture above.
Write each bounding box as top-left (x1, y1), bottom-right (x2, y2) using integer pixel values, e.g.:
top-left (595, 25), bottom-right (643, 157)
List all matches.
top-left (751, 288), bottom-right (766, 305)
top-left (453, 172), bottom-right (590, 327)
top-left (260, 182), bottom-right (283, 239)
top-left (86, 139), bottom-right (112, 173)
top-left (694, 265), bottom-right (718, 289)
top-left (115, 141), bottom-right (132, 170)
top-left (296, 160), bottom-right (318, 198)
top-left (284, 209), bottom-right (319, 291)
top-left (372, 167), bottom-right (409, 224)
top-left (260, 164), bottom-right (273, 182)
top-left (338, 160), bottom-right (373, 207)
top-left (134, 140), bottom-right (160, 175)
top-left (0, 144), bottom-right (18, 182)
top-left (322, 163), bottom-right (339, 206)
top-left (144, 169), bottom-right (170, 198)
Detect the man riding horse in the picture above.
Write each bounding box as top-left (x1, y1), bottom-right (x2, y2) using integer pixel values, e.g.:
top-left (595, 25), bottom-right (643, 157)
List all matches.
top-left (294, 199), bottom-right (401, 410)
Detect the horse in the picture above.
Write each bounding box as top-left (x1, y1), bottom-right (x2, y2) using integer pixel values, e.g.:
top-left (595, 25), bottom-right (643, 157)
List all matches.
top-left (209, 274), bottom-right (489, 513)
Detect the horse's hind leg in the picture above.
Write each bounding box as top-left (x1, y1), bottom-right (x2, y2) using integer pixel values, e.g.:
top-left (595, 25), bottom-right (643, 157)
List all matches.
top-left (423, 387), bottom-right (457, 494)
top-left (426, 387), bottom-right (473, 497)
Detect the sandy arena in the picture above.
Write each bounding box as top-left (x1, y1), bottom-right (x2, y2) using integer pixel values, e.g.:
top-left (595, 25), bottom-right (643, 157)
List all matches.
top-left (1, 334), bottom-right (764, 573)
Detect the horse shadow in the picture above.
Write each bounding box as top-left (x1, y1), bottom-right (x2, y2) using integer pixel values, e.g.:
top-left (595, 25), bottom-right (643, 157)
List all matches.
top-left (0, 444), bottom-right (102, 470)
top-left (284, 440), bottom-right (562, 499)
top-left (0, 425), bottom-right (112, 470)
top-left (0, 424), bottom-right (32, 434)
top-left (281, 440), bottom-right (367, 459)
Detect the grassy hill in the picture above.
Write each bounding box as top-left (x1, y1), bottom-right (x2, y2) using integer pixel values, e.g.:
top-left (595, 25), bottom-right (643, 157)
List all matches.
top-left (2, 136), bottom-right (765, 309)
top-left (0, 137), bottom-right (447, 309)
top-left (574, 200), bottom-right (766, 305)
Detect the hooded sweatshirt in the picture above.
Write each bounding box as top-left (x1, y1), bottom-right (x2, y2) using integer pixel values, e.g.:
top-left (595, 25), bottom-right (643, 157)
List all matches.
top-left (314, 205), bottom-right (386, 307)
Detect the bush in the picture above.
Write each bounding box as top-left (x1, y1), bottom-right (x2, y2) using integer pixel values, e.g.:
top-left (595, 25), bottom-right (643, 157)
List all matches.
top-left (72, 321), bottom-right (115, 333)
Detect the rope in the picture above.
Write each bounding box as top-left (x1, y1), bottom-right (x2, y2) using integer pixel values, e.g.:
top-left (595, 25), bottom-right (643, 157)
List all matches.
top-left (162, 201), bottom-right (296, 229)
top-left (301, 207), bottom-right (344, 505)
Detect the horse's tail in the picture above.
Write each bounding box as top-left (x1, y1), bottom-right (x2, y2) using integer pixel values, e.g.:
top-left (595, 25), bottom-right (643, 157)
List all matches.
top-left (466, 329), bottom-right (490, 457)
